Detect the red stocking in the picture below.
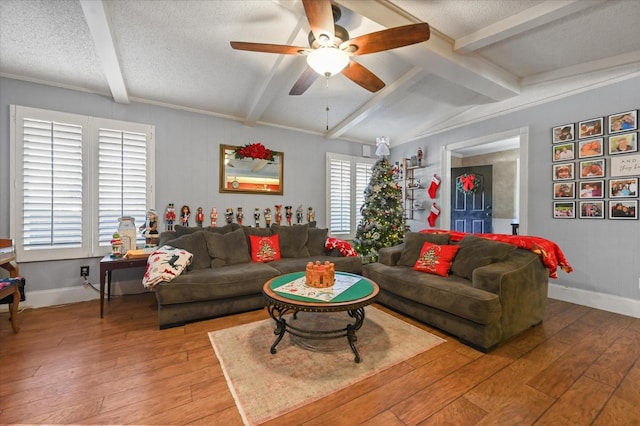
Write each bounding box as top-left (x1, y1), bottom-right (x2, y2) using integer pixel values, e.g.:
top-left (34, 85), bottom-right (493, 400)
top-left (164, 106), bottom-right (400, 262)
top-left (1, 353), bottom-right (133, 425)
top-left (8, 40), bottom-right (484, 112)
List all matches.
top-left (428, 174), bottom-right (441, 199)
top-left (427, 203), bottom-right (440, 227)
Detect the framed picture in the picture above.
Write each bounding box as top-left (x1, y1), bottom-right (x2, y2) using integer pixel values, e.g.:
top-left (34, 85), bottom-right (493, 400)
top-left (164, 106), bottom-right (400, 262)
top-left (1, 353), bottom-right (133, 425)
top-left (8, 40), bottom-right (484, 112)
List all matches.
top-left (579, 159), bottom-right (605, 178)
top-left (553, 162), bottom-right (574, 181)
top-left (579, 201), bottom-right (605, 219)
top-left (609, 177), bottom-right (638, 198)
top-left (610, 154), bottom-right (640, 177)
top-left (553, 143), bottom-right (575, 161)
top-left (609, 200), bottom-right (638, 220)
top-left (552, 123), bottom-right (574, 143)
top-left (553, 182), bottom-right (575, 199)
top-left (578, 117), bottom-right (604, 139)
top-left (579, 180), bottom-right (604, 198)
top-left (608, 132), bottom-right (638, 155)
top-left (577, 138), bottom-right (603, 158)
top-left (608, 110), bottom-right (637, 134)
top-left (553, 201), bottom-right (575, 218)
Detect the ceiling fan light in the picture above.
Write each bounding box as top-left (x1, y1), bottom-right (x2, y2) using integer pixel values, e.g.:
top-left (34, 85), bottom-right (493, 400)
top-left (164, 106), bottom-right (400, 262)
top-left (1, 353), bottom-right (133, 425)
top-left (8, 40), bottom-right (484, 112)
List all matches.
top-left (307, 47), bottom-right (349, 77)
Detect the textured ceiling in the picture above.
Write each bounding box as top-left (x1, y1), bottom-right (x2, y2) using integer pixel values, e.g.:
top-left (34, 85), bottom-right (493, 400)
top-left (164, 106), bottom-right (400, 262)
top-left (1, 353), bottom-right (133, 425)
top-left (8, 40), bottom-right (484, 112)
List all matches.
top-left (1, 0), bottom-right (639, 146)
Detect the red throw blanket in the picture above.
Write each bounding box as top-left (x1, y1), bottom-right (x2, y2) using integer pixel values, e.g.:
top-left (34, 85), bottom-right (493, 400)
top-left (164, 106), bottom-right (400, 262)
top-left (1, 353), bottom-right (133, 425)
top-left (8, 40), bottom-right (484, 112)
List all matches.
top-left (421, 230), bottom-right (573, 279)
top-left (325, 237), bottom-right (358, 257)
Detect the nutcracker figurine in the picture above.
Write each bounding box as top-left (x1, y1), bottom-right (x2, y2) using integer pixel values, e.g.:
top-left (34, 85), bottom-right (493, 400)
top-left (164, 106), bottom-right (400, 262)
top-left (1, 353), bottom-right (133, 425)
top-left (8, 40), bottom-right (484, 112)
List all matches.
top-left (139, 209), bottom-right (159, 246)
top-left (254, 208), bottom-right (261, 227)
top-left (210, 207), bottom-right (217, 227)
top-left (417, 147), bottom-right (424, 166)
top-left (225, 208), bottom-right (233, 224)
top-left (180, 205), bottom-right (191, 227)
top-left (236, 207), bottom-right (244, 225)
top-left (196, 207), bottom-right (204, 227)
top-left (307, 207), bottom-right (315, 223)
top-left (165, 203), bottom-right (176, 231)
top-left (274, 205), bottom-right (282, 225)
top-left (296, 205), bottom-right (303, 224)
top-left (264, 208), bottom-right (272, 227)
top-left (285, 205), bottom-right (293, 226)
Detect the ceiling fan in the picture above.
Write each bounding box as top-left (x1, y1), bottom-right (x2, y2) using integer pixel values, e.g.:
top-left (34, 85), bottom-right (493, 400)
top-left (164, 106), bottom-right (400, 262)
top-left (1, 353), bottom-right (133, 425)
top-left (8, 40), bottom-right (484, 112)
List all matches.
top-left (230, 0), bottom-right (430, 95)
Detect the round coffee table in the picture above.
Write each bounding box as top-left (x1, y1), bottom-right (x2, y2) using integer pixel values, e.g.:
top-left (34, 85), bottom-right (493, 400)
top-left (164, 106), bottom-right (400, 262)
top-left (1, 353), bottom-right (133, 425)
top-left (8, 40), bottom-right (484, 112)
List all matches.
top-left (263, 271), bottom-right (379, 363)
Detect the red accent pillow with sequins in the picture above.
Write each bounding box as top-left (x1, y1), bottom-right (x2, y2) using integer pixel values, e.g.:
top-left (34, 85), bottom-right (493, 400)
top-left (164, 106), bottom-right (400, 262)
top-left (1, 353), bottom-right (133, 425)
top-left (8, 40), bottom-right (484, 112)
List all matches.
top-left (413, 242), bottom-right (460, 277)
top-left (249, 234), bottom-right (281, 262)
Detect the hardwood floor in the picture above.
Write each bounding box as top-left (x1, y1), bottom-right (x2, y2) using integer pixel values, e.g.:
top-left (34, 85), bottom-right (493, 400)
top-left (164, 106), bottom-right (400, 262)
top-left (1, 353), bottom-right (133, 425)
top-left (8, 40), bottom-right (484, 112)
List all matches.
top-left (1, 293), bottom-right (638, 425)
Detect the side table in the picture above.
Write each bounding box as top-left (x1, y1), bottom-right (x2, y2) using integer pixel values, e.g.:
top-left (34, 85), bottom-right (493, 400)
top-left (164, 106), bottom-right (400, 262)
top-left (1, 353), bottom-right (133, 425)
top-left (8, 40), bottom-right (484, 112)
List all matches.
top-left (99, 254), bottom-right (149, 318)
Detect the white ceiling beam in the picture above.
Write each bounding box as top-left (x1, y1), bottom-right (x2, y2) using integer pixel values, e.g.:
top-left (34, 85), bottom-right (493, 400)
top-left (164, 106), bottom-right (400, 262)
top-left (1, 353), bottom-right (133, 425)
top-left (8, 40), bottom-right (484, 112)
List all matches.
top-left (327, 67), bottom-right (425, 139)
top-left (455, 0), bottom-right (607, 54)
top-left (337, 0), bottom-right (520, 102)
top-left (79, 0), bottom-right (129, 104)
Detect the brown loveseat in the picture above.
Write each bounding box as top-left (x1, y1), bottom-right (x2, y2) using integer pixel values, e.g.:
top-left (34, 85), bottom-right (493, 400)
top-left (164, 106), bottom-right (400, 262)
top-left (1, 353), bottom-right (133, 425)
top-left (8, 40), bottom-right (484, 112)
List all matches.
top-left (362, 232), bottom-right (549, 351)
top-left (154, 223), bottom-right (362, 328)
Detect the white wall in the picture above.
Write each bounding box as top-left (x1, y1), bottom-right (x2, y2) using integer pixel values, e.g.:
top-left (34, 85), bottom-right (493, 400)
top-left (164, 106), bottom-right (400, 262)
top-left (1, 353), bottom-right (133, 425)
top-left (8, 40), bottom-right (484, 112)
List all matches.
top-left (391, 76), bottom-right (640, 317)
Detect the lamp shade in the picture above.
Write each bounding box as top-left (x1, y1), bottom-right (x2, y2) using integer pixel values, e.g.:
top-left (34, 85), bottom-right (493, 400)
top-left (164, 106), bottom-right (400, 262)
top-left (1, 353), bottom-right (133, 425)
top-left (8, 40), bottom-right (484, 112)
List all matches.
top-left (306, 47), bottom-right (349, 77)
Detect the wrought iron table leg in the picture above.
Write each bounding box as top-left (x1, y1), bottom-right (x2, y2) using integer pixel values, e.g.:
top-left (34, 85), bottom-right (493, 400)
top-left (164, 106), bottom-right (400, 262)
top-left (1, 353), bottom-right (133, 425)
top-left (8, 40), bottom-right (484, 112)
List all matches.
top-left (346, 307), bottom-right (366, 363)
top-left (267, 303), bottom-right (291, 354)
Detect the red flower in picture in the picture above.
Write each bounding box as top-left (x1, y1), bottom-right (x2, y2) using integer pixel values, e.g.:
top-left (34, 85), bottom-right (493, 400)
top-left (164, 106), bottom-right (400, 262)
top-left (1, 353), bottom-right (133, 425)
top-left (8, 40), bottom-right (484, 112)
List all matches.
top-left (234, 142), bottom-right (278, 161)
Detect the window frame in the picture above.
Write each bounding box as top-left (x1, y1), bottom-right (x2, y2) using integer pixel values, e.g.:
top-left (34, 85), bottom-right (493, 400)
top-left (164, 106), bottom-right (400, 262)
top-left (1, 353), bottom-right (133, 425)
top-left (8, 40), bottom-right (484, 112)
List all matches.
top-left (325, 152), bottom-right (375, 240)
top-left (10, 105), bottom-right (155, 262)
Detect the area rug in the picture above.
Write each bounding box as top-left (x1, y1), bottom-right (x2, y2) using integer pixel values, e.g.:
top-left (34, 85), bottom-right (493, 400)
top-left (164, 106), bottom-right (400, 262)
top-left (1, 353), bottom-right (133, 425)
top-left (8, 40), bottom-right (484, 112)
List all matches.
top-left (208, 306), bottom-right (446, 425)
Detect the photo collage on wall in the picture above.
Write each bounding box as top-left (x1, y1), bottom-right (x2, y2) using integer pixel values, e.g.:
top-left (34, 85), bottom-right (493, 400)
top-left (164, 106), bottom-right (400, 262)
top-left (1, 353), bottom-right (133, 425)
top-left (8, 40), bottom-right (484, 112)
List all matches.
top-left (552, 109), bottom-right (638, 220)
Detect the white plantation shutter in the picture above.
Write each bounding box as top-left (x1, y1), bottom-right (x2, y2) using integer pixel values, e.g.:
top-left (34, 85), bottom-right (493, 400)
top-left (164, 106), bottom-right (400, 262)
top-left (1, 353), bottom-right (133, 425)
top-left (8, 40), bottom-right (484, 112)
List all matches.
top-left (326, 153), bottom-right (375, 239)
top-left (11, 106), bottom-right (154, 261)
top-left (98, 127), bottom-right (148, 246)
top-left (21, 118), bottom-right (84, 251)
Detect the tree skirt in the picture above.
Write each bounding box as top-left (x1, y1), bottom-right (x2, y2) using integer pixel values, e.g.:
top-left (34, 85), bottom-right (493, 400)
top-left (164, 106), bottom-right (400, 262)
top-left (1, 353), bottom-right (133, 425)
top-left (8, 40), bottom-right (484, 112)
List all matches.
top-left (208, 306), bottom-right (445, 425)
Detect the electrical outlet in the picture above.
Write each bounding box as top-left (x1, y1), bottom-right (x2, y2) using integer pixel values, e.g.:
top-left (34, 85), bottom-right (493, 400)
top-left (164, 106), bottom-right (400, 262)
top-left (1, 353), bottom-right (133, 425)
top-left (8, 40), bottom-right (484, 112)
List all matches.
top-left (80, 265), bottom-right (90, 277)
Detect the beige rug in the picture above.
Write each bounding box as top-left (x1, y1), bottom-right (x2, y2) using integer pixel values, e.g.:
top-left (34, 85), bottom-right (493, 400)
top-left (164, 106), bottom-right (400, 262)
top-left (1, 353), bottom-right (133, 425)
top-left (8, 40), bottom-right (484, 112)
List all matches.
top-left (208, 306), bottom-right (445, 425)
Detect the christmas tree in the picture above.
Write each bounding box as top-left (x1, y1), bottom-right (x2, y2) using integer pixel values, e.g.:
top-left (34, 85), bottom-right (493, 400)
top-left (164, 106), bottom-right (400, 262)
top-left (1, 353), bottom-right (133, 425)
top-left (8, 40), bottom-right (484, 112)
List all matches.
top-left (354, 156), bottom-right (405, 262)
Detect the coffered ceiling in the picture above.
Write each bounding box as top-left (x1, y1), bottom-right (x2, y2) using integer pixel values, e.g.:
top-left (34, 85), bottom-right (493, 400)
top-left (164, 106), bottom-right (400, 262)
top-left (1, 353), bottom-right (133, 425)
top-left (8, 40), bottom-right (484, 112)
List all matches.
top-left (1, 0), bottom-right (639, 146)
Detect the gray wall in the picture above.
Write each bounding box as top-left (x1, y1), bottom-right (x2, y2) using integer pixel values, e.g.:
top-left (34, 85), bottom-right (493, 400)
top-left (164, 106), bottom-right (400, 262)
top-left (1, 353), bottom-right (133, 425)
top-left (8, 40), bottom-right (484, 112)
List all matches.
top-left (0, 77), bottom-right (364, 292)
top-left (391, 76), bottom-right (640, 302)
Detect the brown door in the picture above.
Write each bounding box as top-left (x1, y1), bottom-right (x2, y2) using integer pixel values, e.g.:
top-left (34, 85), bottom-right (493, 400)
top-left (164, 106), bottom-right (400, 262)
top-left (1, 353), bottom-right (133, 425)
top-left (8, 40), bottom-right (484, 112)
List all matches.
top-left (451, 165), bottom-right (493, 233)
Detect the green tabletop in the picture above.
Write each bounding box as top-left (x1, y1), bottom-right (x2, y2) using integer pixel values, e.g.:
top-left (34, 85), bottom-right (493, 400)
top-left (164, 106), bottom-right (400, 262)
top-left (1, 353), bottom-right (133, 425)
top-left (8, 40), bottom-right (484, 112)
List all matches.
top-left (270, 271), bottom-right (375, 303)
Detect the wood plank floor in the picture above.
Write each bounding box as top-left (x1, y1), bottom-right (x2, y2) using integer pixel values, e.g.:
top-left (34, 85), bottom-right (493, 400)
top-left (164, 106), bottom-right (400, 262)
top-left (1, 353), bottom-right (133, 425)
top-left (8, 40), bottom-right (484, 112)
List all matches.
top-left (1, 293), bottom-right (639, 425)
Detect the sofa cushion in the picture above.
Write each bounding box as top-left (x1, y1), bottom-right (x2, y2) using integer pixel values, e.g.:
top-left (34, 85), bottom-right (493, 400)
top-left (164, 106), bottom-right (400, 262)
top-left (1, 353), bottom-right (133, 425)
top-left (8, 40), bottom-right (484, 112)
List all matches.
top-left (413, 242), bottom-right (460, 277)
top-left (250, 234), bottom-right (281, 262)
top-left (270, 223), bottom-right (310, 258)
top-left (164, 231), bottom-right (210, 271)
top-left (450, 235), bottom-right (517, 280)
top-left (398, 232), bottom-right (451, 267)
top-left (307, 227), bottom-right (328, 256)
top-left (204, 228), bottom-right (251, 267)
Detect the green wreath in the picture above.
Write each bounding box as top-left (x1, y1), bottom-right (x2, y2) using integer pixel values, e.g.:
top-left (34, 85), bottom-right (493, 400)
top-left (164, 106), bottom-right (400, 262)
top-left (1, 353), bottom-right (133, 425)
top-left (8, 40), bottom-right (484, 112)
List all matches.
top-left (457, 173), bottom-right (481, 195)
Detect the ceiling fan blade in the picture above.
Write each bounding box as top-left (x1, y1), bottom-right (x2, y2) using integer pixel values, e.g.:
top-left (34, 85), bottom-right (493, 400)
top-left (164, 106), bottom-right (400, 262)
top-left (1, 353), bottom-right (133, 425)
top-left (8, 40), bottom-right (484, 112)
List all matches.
top-left (340, 23), bottom-right (430, 55)
top-left (302, 0), bottom-right (335, 44)
top-left (289, 67), bottom-right (319, 96)
top-left (342, 60), bottom-right (385, 93)
top-left (230, 41), bottom-right (309, 55)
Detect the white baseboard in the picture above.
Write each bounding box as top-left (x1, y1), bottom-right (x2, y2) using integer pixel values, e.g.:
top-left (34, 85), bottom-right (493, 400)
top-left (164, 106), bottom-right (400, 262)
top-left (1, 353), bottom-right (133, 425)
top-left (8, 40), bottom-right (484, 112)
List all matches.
top-left (548, 283), bottom-right (640, 318)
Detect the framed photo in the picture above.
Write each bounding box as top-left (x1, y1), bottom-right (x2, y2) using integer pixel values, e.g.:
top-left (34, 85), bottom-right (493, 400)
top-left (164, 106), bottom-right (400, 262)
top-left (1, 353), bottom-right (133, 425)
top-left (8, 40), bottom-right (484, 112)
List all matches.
top-left (553, 182), bottom-right (575, 199)
top-left (579, 159), bottom-right (605, 178)
top-left (579, 180), bottom-right (604, 198)
top-left (608, 110), bottom-right (637, 134)
top-left (553, 143), bottom-right (575, 161)
top-left (552, 123), bottom-right (574, 143)
top-left (609, 177), bottom-right (638, 198)
top-left (553, 162), bottom-right (574, 181)
top-left (608, 132), bottom-right (638, 155)
top-left (579, 201), bottom-right (605, 219)
top-left (577, 138), bottom-right (603, 158)
top-left (609, 200), bottom-right (638, 220)
top-left (578, 117), bottom-right (604, 139)
top-left (553, 201), bottom-right (575, 218)
top-left (610, 154), bottom-right (640, 177)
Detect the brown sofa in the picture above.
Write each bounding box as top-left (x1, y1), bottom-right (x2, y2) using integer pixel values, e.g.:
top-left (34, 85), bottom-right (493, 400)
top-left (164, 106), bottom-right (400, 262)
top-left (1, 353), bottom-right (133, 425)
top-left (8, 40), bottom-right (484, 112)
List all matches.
top-left (362, 232), bottom-right (549, 351)
top-left (154, 223), bottom-right (362, 328)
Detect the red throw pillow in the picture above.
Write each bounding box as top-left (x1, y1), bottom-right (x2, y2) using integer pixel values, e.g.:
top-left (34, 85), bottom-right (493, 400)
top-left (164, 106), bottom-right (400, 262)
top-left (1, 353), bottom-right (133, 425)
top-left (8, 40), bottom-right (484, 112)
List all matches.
top-left (413, 242), bottom-right (460, 277)
top-left (249, 234), bottom-right (281, 262)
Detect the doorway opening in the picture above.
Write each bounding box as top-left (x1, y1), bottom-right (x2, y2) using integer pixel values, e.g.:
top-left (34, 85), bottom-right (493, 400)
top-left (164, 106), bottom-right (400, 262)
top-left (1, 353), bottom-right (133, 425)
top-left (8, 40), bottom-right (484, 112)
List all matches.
top-left (440, 127), bottom-right (529, 235)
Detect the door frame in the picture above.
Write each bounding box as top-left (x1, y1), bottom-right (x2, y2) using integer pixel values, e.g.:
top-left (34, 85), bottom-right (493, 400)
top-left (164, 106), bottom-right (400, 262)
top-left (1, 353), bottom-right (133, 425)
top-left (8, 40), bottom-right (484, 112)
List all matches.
top-left (440, 127), bottom-right (529, 235)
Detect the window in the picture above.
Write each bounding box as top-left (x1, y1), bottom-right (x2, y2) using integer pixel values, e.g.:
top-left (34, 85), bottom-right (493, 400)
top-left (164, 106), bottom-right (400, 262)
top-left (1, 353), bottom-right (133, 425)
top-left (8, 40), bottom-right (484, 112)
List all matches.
top-left (10, 105), bottom-right (154, 262)
top-left (326, 152), bottom-right (375, 239)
